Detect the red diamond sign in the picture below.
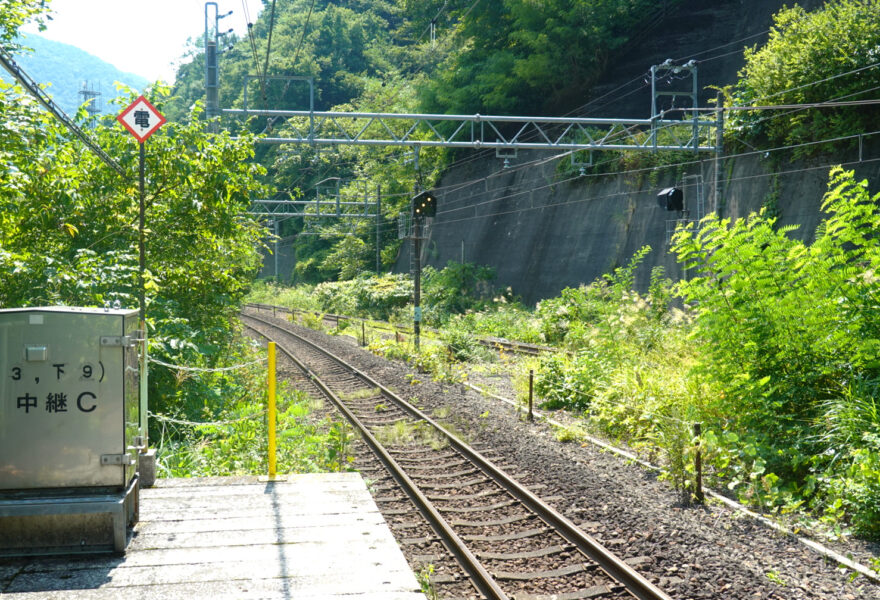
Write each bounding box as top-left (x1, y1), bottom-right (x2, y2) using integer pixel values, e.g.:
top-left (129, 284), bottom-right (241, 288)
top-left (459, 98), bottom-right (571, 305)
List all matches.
top-left (117, 95), bottom-right (166, 143)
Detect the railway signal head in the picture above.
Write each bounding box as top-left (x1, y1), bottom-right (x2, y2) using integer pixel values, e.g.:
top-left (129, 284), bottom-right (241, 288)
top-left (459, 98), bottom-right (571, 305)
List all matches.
top-left (657, 187), bottom-right (684, 211)
top-left (412, 190), bottom-right (437, 218)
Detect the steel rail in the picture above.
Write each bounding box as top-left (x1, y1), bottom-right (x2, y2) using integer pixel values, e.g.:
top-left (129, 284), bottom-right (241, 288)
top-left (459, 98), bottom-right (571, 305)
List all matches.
top-left (478, 337), bottom-right (549, 356)
top-left (244, 302), bottom-right (555, 356)
top-left (243, 310), bottom-right (673, 600)
top-left (242, 314), bottom-right (511, 600)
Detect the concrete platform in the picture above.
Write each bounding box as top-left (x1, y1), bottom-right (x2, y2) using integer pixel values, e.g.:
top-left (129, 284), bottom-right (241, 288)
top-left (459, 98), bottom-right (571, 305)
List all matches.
top-left (0, 474), bottom-right (425, 599)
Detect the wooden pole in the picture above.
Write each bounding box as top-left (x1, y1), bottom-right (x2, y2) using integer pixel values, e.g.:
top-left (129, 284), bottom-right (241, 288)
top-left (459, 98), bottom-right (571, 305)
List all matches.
top-left (693, 422), bottom-right (704, 504)
top-left (528, 369), bottom-right (534, 422)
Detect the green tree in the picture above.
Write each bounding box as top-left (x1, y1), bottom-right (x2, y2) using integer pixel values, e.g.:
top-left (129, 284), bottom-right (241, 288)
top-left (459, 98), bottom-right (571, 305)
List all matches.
top-left (728, 0), bottom-right (880, 152)
top-left (420, 0), bottom-right (676, 116)
top-left (320, 234), bottom-right (368, 280)
top-left (422, 261), bottom-right (496, 319)
top-left (0, 80), bottom-right (270, 422)
top-left (0, 0), bottom-right (46, 50)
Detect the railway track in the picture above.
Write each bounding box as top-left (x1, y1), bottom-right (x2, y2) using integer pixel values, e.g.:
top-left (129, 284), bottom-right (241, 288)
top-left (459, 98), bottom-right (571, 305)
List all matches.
top-left (241, 308), bottom-right (670, 600)
top-left (245, 302), bottom-right (554, 356)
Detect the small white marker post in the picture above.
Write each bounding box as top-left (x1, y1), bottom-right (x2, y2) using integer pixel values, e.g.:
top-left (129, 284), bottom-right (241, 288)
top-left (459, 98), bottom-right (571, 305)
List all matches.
top-left (117, 96), bottom-right (166, 456)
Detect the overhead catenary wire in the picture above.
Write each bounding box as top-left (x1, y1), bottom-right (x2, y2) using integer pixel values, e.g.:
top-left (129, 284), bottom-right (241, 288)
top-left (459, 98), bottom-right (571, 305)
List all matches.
top-left (292, 0), bottom-right (318, 66)
top-left (268, 0), bottom-right (666, 180)
top-left (242, 0), bottom-right (267, 105)
top-left (261, 0), bottom-right (279, 105)
top-left (745, 60), bottom-right (880, 104)
top-left (350, 0), bottom-right (484, 122)
top-left (673, 29), bottom-right (771, 63)
top-left (490, 33), bottom-right (879, 161)
top-left (448, 60), bottom-right (880, 180)
top-left (455, 124), bottom-right (878, 212)
top-left (416, 1), bottom-right (450, 43)
top-left (365, 127), bottom-right (880, 237)
top-left (392, 68), bottom-right (867, 199)
top-left (374, 144), bottom-right (875, 252)
top-left (367, 154), bottom-right (880, 238)
top-left (337, 79), bottom-right (880, 238)
top-left (296, 2), bottom-right (846, 176)
top-left (725, 98), bottom-right (880, 110)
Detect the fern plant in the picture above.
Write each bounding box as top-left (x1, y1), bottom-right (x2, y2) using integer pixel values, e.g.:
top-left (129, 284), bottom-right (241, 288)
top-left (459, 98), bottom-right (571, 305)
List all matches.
top-left (672, 166), bottom-right (880, 534)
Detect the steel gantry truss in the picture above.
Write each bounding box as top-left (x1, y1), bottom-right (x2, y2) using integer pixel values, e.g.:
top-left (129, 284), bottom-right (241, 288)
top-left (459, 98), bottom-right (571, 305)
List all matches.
top-left (223, 107), bottom-right (719, 153)
top-left (249, 178), bottom-right (379, 219)
top-left (204, 5), bottom-right (720, 155)
top-left (249, 179), bottom-right (385, 274)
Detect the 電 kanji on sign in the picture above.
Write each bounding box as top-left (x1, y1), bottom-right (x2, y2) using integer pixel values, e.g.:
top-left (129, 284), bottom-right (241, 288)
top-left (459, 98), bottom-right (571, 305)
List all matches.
top-left (117, 95), bottom-right (166, 143)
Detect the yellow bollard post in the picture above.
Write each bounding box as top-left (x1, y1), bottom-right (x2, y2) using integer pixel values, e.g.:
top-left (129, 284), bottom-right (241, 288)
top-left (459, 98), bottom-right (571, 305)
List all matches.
top-left (261, 342), bottom-right (285, 482)
top-left (268, 342), bottom-right (276, 479)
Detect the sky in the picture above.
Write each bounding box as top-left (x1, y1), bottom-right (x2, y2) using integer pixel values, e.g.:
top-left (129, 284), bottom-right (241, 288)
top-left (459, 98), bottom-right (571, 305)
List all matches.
top-left (22, 0), bottom-right (264, 83)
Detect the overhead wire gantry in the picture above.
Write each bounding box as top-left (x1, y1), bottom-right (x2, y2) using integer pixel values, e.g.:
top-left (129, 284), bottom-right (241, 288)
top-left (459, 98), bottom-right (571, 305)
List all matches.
top-left (203, 1), bottom-right (724, 277)
top-left (204, 5), bottom-right (722, 156)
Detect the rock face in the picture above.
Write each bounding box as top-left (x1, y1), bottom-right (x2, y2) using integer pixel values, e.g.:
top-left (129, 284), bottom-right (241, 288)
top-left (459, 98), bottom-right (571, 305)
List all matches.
top-left (396, 0), bottom-right (880, 304)
top-left (588, 0), bottom-right (825, 119)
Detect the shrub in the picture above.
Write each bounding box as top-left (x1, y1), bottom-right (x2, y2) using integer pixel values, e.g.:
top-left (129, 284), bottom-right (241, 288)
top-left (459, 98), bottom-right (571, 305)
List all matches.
top-left (422, 261), bottom-right (496, 323)
top-left (727, 0), bottom-right (880, 153)
top-left (451, 303), bottom-right (544, 344)
top-left (673, 167), bottom-right (880, 533)
top-left (534, 349), bottom-right (611, 411)
top-left (536, 246), bottom-right (652, 347)
top-left (442, 327), bottom-right (483, 362)
top-left (249, 280), bottom-right (320, 311)
top-left (354, 273), bottom-right (412, 319)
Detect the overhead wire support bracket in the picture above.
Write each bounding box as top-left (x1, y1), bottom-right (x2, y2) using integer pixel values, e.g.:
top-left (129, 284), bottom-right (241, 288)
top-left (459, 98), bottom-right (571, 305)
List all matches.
top-left (650, 59), bottom-right (700, 152)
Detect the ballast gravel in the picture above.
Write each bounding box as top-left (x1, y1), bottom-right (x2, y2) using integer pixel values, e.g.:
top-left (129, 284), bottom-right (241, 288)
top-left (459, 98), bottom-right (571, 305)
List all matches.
top-left (270, 316), bottom-right (880, 600)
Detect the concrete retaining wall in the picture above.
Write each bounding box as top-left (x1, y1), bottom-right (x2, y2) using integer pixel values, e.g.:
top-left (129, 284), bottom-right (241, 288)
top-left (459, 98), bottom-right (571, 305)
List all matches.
top-left (399, 139), bottom-right (880, 304)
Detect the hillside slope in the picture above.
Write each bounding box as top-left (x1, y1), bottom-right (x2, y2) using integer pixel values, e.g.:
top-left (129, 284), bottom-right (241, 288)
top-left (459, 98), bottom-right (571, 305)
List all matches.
top-left (396, 0), bottom-right (878, 303)
top-left (586, 0), bottom-right (824, 118)
top-left (4, 34), bottom-right (148, 116)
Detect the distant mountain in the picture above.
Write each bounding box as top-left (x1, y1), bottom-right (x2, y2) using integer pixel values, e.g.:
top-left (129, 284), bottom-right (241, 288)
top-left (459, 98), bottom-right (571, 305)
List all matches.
top-left (3, 34), bottom-right (150, 117)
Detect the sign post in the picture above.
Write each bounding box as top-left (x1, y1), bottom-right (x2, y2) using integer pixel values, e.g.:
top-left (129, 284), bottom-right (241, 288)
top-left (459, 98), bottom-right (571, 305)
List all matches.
top-left (116, 95), bottom-right (166, 455)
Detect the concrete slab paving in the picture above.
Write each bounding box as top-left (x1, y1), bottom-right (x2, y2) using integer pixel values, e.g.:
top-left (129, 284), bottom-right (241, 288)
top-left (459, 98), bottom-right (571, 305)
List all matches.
top-left (0, 474), bottom-right (426, 600)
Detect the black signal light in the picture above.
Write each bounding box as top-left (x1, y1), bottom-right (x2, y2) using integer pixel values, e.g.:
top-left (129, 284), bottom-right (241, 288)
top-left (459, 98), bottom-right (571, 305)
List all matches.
top-left (412, 190), bottom-right (437, 218)
top-left (657, 187), bottom-right (684, 211)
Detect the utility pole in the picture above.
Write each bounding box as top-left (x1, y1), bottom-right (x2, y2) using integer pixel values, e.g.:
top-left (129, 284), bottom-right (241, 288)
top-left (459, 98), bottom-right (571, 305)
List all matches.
top-left (714, 91), bottom-right (724, 214)
top-left (413, 214), bottom-right (421, 350)
top-left (410, 191), bottom-right (437, 351)
top-left (376, 184), bottom-right (381, 273)
top-left (205, 3), bottom-right (219, 128)
top-left (205, 2), bottom-right (232, 131)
